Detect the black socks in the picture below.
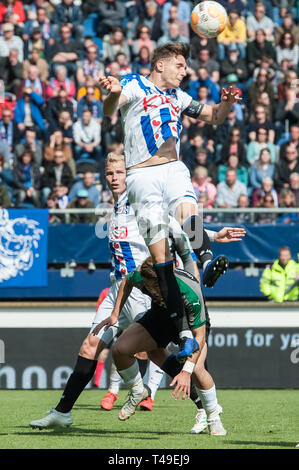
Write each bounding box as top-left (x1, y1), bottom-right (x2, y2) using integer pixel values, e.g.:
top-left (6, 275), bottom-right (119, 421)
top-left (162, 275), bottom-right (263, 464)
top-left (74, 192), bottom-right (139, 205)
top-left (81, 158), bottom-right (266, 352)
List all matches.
top-left (154, 260), bottom-right (190, 336)
top-left (182, 216), bottom-right (213, 267)
top-left (56, 356), bottom-right (97, 413)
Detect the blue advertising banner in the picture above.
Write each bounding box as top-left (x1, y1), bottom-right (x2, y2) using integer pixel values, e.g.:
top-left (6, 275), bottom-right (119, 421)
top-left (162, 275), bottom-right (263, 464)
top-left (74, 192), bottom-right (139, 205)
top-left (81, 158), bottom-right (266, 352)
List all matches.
top-left (0, 209), bottom-right (48, 288)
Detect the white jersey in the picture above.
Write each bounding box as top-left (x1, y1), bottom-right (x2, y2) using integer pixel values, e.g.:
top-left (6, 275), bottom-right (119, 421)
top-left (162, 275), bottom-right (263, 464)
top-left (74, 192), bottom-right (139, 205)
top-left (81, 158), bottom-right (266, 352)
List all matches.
top-left (120, 74), bottom-right (192, 168)
top-left (109, 192), bottom-right (150, 280)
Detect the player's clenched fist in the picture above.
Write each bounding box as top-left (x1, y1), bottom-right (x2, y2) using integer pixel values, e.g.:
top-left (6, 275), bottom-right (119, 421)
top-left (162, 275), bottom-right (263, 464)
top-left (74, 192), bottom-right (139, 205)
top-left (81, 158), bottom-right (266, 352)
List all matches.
top-left (98, 75), bottom-right (122, 94)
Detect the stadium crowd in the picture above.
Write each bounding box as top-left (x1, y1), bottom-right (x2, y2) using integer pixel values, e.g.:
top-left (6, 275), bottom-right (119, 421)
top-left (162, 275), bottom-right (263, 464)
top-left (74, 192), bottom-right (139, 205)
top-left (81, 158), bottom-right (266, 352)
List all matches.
top-left (0, 0), bottom-right (299, 223)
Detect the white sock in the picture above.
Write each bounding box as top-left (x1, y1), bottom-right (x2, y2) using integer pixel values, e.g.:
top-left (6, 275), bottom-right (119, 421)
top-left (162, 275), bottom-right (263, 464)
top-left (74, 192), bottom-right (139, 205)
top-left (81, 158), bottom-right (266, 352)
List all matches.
top-left (118, 360), bottom-right (143, 391)
top-left (146, 361), bottom-right (164, 399)
top-left (108, 362), bottom-right (122, 394)
top-left (198, 384), bottom-right (218, 415)
top-left (179, 330), bottom-right (193, 339)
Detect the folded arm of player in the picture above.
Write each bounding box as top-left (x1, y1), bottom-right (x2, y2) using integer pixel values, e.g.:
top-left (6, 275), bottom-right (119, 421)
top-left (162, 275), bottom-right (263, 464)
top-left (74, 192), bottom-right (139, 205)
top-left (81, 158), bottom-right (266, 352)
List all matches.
top-left (92, 276), bottom-right (133, 335)
top-left (98, 75), bottom-right (128, 116)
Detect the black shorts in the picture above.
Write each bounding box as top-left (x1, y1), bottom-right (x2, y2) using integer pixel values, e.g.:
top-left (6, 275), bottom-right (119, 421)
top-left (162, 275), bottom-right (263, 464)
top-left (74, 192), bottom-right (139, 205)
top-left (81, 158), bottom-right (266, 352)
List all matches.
top-left (137, 303), bottom-right (180, 349)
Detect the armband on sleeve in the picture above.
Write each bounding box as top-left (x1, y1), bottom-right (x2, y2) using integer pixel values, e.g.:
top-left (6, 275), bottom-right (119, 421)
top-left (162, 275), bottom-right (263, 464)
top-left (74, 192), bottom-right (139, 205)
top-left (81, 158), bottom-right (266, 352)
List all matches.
top-left (183, 100), bottom-right (204, 118)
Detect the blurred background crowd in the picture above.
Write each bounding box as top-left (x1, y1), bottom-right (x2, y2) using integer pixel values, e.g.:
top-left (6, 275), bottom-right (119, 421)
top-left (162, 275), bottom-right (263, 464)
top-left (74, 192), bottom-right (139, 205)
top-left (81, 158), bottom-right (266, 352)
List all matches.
top-left (0, 0), bottom-right (299, 224)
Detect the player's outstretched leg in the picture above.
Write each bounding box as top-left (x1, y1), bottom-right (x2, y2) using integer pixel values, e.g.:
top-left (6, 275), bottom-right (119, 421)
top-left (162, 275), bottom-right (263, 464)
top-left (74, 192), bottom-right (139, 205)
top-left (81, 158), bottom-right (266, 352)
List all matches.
top-left (100, 362), bottom-right (121, 410)
top-left (202, 255), bottom-right (229, 288)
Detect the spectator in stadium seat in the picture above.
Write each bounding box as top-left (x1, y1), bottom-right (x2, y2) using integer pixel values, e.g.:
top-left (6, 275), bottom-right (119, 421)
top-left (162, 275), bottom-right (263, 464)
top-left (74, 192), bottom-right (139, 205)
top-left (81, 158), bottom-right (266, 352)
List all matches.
top-left (76, 44), bottom-right (105, 88)
top-left (255, 194), bottom-right (277, 224)
top-left (41, 149), bottom-right (74, 204)
top-left (23, 47), bottom-right (49, 83)
top-left (190, 33), bottom-right (218, 61)
top-left (289, 172), bottom-right (299, 206)
top-left (246, 2), bottom-right (274, 41)
top-left (22, 6), bottom-right (55, 46)
top-left (48, 109), bottom-right (74, 146)
top-left (277, 69), bottom-right (298, 102)
top-left (101, 109), bottom-right (123, 157)
top-left (0, 152), bottom-right (14, 199)
top-left (162, 0), bottom-right (191, 24)
top-left (220, 127), bottom-right (247, 166)
top-left (127, 1), bottom-right (163, 43)
top-left (260, 246), bottom-right (299, 302)
top-left (0, 22), bottom-right (24, 62)
top-left (275, 13), bottom-right (299, 46)
top-left (45, 88), bottom-right (74, 129)
top-left (97, 0), bottom-right (126, 38)
top-left (247, 29), bottom-right (276, 73)
top-left (50, 24), bottom-right (81, 77)
top-left (77, 86), bottom-right (103, 124)
top-left (73, 108), bottom-right (102, 163)
top-left (219, 44), bottom-right (248, 84)
top-left (163, 4), bottom-right (189, 40)
top-left (246, 127), bottom-right (276, 166)
top-left (130, 24), bottom-right (156, 59)
top-left (14, 87), bottom-right (46, 140)
top-left (0, 1), bottom-right (25, 25)
top-left (0, 48), bottom-right (22, 98)
top-left (248, 105), bottom-right (275, 143)
top-left (215, 106), bottom-right (245, 148)
top-left (53, 0), bottom-right (84, 42)
top-left (13, 149), bottom-right (41, 207)
top-left (279, 125), bottom-right (299, 161)
top-left (235, 194), bottom-right (252, 224)
top-left (276, 32), bottom-right (299, 69)
top-left (131, 46), bottom-right (151, 75)
top-left (18, 64), bottom-right (47, 100)
top-left (46, 65), bottom-right (76, 100)
top-left (217, 10), bottom-right (246, 60)
top-left (14, 127), bottom-right (43, 167)
top-left (188, 47), bottom-right (219, 81)
top-left (77, 75), bottom-right (101, 101)
top-left (275, 87), bottom-right (299, 130)
top-left (68, 188), bottom-right (97, 224)
top-left (0, 182), bottom-right (12, 207)
top-left (157, 22), bottom-right (188, 48)
top-left (191, 166), bottom-right (217, 208)
top-left (68, 171), bottom-right (101, 207)
top-left (102, 27), bottom-right (131, 64)
top-left (0, 107), bottom-right (19, 156)
top-left (186, 146), bottom-right (218, 185)
top-left (216, 168), bottom-right (248, 208)
top-left (251, 176), bottom-right (279, 207)
top-left (277, 188), bottom-right (299, 224)
top-left (47, 191), bottom-right (65, 225)
top-left (274, 144), bottom-right (299, 191)
top-left (248, 68), bottom-right (275, 110)
top-left (23, 26), bottom-right (51, 62)
top-left (109, 52), bottom-right (132, 77)
top-left (249, 148), bottom-right (275, 191)
top-left (44, 128), bottom-right (76, 177)
top-left (186, 66), bottom-right (220, 103)
top-left (218, 153), bottom-right (248, 187)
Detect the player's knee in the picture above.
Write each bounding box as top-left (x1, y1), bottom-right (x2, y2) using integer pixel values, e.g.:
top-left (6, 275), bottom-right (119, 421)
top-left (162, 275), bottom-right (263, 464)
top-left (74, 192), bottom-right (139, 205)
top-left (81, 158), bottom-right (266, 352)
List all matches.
top-left (79, 334), bottom-right (100, 359)
top-left (112, 340), bottom-right (128, 361)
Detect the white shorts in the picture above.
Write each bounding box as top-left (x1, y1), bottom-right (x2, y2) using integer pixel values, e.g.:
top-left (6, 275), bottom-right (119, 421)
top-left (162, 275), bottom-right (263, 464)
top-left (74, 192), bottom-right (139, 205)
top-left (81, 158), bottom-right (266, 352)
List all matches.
top-left (126, 161), bottom-right (197, 246)
top-left (90, 279), bottom-right (151, 345)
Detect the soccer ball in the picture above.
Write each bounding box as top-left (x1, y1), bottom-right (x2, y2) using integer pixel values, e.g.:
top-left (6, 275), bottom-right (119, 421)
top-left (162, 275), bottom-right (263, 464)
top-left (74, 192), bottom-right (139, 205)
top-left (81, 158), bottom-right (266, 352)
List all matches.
top-left (191, 1), bottom-right (228, 39)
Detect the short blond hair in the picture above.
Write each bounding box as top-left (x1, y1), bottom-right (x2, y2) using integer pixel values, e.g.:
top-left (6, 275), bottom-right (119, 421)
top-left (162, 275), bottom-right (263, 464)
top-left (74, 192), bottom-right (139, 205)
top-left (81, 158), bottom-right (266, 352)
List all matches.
top-left (105, 153), bottom-right (125, 171)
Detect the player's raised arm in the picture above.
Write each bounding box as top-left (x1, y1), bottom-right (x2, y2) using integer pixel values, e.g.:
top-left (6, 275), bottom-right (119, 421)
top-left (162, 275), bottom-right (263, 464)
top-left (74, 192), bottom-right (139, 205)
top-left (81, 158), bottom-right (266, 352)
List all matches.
top-left (184, 86), bottom-right (242, 126)
top-left (99, 75), bottom-right (128, 116)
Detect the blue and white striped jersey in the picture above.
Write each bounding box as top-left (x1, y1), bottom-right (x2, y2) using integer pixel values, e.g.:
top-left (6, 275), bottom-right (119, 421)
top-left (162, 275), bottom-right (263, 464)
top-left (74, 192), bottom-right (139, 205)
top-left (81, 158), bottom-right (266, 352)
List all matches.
top-left (119, 74), bottom-right (192, 168)
top-left (109, 192), bottom-right (150, 281)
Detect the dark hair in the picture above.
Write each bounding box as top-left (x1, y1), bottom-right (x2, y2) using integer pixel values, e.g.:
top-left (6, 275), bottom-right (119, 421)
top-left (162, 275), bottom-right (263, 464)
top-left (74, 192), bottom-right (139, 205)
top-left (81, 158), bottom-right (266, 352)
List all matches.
top-left (21, 150), bottom-right (34, 161)
top-left (279, 31), bottom-right (295, 49)
top-left (150, 42), bottom-right (190, 70)
top-left (136, 24), bottom-right (151, 38)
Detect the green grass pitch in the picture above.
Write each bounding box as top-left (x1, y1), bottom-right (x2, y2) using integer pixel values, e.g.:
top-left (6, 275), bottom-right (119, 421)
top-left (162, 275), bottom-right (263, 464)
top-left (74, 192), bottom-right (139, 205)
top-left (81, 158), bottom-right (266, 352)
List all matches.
top-left (0, 389), bottom-right (298, 449)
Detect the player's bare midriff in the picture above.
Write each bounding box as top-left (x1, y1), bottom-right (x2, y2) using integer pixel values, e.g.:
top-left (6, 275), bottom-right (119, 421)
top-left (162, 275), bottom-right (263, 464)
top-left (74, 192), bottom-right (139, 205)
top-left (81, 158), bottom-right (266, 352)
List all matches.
top-left (127, 137), bottom-right (178, 169)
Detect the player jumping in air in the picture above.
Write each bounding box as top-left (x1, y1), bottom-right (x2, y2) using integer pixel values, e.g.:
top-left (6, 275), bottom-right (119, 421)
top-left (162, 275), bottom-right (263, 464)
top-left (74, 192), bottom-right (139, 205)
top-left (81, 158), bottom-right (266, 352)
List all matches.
top-left (99, 42), bottom-right (242, 361)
